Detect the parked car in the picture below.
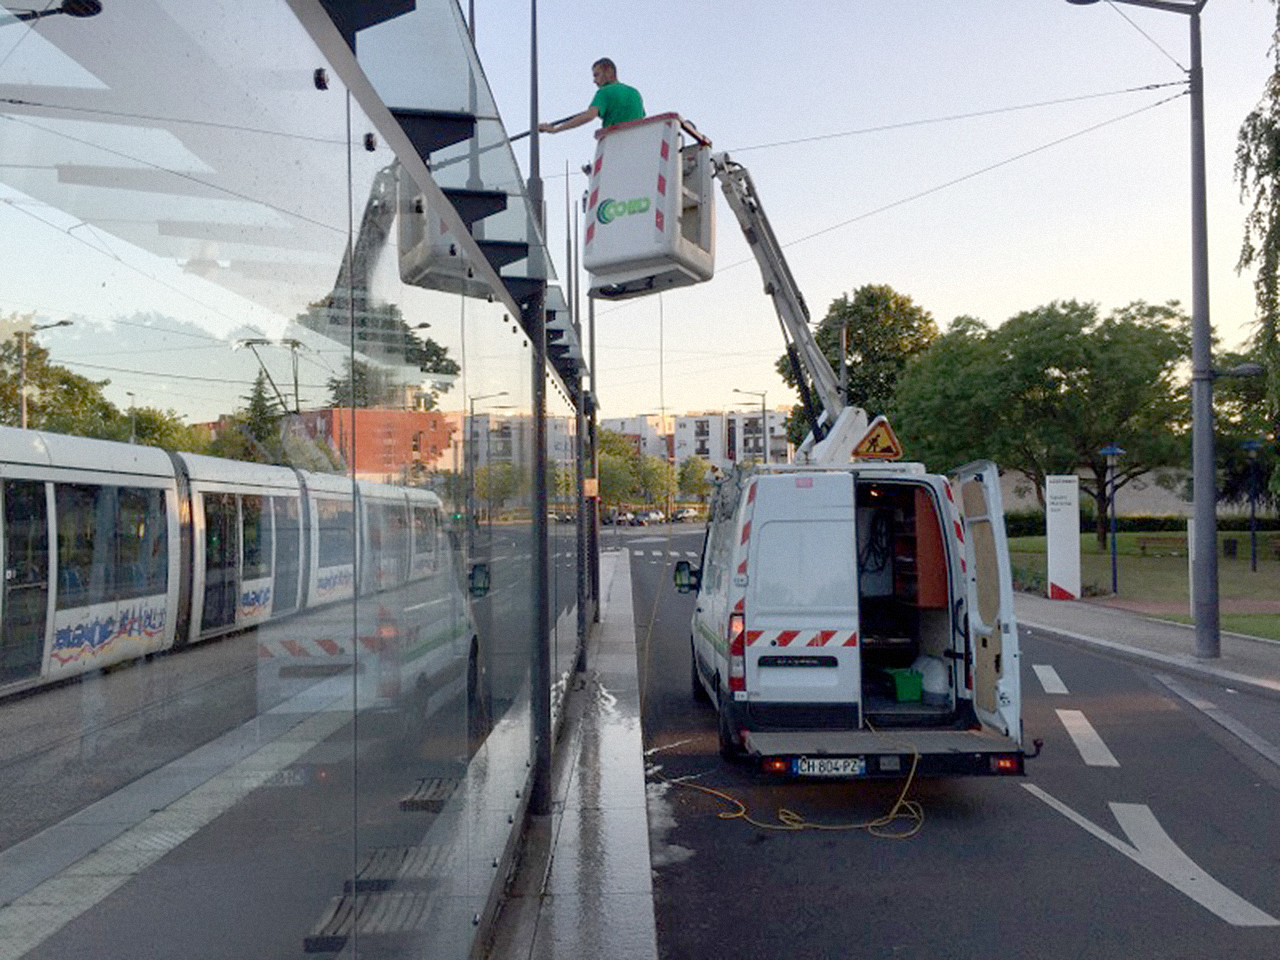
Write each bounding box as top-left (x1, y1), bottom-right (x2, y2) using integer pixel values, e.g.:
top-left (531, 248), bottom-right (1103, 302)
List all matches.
top-left (672, 507), bottom-right (700, 523)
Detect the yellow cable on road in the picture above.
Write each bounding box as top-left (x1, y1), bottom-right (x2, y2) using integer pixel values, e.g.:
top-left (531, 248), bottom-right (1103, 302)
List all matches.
top-left (654, 731), bottom-right (925, 840)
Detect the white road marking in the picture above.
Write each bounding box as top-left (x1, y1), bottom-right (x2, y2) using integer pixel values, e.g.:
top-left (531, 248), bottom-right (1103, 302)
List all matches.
top-left (1056, 709), bottom-right (1119, 767)
top-left (667, 551), bottom-right (683, 558)
top-left (1155, 674), bottom-right (1280, 768)
top-left (1023, 784), bottom-right (1279, 926)
top-left (404, 597), bottom-right (448, 612)
top-left (685, 552), bottom-right (698, 558)
top-left (1033, 664), bottom-right (1069, 695)
top-left (651, 551), bottom-right (664, 558)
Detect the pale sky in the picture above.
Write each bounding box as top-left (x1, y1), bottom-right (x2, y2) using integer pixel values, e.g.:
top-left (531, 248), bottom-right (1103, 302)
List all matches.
top-left (477, 0), bottom-right (1278, 420)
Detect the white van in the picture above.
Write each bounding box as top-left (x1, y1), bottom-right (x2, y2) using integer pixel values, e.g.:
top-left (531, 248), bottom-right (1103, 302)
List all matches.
top-left (675, 460), bottom-right (1027, 778)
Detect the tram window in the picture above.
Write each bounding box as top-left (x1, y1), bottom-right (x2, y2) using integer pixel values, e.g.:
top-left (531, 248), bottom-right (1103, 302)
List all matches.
top-left (56, 484), bottom-right (113, 609)
top-left (241, 495), bottom-right (270, 580)
top-left (116, 487), bottom-right (168, 600)
top-left (412, 506), bottom-right (436, 566)
top-left (317, 498), bottom-right (354, 568)
top-left (381, 503), bottom-right (409, 566)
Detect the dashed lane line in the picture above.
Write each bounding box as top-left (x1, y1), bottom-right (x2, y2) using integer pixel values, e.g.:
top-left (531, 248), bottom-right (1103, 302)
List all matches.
top-left (1056, 708), bottom-right (1120, 767)
top-left (1033, 664), bottom-right (1069, 695)
top-left (1023, 784), bottom-right (1278, 926)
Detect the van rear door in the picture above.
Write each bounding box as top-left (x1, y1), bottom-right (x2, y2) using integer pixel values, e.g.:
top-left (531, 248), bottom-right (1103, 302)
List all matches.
top-left (952, 461), bottom-right (1021, 742)
top-left (745, 473), bottom-right (859, 709)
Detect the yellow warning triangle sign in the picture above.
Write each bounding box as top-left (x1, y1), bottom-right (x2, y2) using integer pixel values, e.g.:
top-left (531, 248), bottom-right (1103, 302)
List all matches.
top-left (850, 416), bottom-right (903, 460)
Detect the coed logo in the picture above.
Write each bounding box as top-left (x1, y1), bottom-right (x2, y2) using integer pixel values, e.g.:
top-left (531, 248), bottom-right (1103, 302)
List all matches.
top-left (596, 196), bottom-right (651, 224)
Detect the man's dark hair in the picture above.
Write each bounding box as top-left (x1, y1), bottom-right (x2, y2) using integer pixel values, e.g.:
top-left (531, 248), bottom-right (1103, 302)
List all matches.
top-left (593, 57), bottom-right (617, 74)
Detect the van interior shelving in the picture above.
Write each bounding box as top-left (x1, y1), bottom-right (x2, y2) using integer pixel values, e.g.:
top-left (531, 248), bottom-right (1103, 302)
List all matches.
top-left (857, 480), bottom-right (956, 725)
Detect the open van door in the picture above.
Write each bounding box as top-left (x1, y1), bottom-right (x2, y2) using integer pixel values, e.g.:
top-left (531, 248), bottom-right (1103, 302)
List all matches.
top-left (952, 461), bottom-right (1020, 743)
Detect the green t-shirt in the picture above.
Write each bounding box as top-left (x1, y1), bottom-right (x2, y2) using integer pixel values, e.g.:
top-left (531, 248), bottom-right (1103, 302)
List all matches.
top-left (590, 82), bottom-right (644, 128)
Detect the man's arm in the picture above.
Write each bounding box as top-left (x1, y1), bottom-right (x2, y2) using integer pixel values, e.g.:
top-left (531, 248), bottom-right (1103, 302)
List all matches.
top-left (539, 106), bottom-right (598, 134)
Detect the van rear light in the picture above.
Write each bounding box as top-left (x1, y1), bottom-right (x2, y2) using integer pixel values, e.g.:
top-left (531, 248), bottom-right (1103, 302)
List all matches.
top-left (728, 612), bottom-right (746, 692)
top-left (762, 758), bottom-right (789, 774)
top-left (990, 755), bottom-right (1021, 774)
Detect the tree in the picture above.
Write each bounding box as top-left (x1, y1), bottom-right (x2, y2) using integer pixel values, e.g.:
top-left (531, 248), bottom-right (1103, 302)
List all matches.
top-left (1, 323), bottom-right (207, 452)
top-left (775, 284), bottom-right (937, 443)
top-left (597, 429), bottom-right (641, 507)
top-left (893, 300), bottom-right (1191, 546)
top-left (677, 456), bottom-right (712, 501)
top-left (1236, 4), bottom-right (1280, 433)
top-left (638, 455), bottom-right (676, 506)
top-left (327, 357), bottom-right (395, 408)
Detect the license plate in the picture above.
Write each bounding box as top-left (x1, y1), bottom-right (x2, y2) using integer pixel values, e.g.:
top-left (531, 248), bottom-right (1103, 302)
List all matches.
top-left (794, 756), bottom-right (866, 777)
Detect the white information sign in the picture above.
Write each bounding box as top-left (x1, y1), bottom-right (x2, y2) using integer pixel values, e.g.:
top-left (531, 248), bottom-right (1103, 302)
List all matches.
top-left (1045, 476), bottom-right (1081, 600)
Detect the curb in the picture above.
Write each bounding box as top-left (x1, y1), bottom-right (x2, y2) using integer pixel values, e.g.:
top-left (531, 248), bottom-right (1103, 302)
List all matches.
top-left (1019, 618), bottom-right (1280, 704)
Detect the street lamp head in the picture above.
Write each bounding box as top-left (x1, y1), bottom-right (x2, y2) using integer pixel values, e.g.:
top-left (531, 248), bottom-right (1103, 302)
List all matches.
top-left (1217, 361), bottom-right (1266, 379)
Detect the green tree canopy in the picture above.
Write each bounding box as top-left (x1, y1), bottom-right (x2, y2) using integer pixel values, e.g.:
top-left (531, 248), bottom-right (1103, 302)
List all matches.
top-left (677, 456), bottom-right (712, 501)
top-left (2, 322), bottom-right (207, 452)
top-left (776, 284), bottom-right (937, 443)
top-left (893, 300), bottom-right (1191, 544)
top-left (1236, 3), bottom-right (1280, 429)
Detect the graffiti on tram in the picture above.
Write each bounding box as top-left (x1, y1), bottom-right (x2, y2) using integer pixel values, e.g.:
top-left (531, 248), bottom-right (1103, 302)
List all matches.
top-left (51, 597), bottom-right (169, 669)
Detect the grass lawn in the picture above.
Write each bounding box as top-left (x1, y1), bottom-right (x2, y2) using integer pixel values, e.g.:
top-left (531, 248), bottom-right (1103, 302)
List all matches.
top-left (1008, 530), bottom-right (1280, 640)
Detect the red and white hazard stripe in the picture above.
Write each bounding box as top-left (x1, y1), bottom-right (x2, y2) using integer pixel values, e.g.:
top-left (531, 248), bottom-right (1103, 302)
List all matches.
top-left (746, 629), bottom-right (858, 648)
top-left (258, 637), bottom-right (350, 659)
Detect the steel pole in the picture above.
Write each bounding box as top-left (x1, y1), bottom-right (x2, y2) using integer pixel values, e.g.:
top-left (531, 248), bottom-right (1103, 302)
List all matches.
top-left (18, 331), bottom-right (27, 429)
top-left (527, 0), bottom-right (553, 816)
top-left (1187, 7), bottom-right (1219, 658)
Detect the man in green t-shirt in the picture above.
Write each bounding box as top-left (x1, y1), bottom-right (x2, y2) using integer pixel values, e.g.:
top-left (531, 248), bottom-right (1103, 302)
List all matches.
top-left (539, 58), bottom-right (644, 135)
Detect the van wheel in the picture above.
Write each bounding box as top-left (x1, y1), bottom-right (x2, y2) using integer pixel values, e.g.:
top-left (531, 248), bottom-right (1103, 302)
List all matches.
top-left (691, 641), bottom-right (710, 704)
top-left (717, 684), bottom-right (744, 761)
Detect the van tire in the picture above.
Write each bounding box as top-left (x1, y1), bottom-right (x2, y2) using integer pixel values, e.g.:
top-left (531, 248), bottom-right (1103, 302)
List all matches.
top-left (717, 684), bottom-right (744, 761)
top-left (691, 641), bottom-right (710, 704)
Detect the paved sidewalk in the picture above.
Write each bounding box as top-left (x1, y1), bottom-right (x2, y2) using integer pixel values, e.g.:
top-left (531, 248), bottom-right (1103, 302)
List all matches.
top-left (1016, 592), bottom-right (1280, 700)
top-left (487, 549), bottom-right (658, 960)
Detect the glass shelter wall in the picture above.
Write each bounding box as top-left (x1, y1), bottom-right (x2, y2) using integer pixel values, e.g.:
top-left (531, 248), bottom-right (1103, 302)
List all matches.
top-left (0, 2), bottom-right (551, 957)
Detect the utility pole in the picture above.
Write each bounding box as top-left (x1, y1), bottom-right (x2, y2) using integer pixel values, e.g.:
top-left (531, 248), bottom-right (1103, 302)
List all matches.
top-left (16, 319), bottom-right (73, 429)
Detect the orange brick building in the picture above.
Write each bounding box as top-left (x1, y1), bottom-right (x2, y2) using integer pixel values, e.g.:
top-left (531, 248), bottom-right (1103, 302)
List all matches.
top-left (297, 408), bottom-right (457, 482)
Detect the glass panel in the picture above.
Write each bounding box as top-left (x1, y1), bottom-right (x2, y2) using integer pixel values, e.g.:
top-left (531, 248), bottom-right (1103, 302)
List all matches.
top-left (0, 3), bottom-right (543, 958)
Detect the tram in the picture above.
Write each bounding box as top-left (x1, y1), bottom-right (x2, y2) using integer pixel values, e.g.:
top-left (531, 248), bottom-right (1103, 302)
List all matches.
top-left (0, 426), bottom-right (466, 704)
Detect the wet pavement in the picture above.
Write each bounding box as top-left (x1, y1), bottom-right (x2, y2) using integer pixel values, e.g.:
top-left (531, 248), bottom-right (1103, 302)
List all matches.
top-left (487, 549), bottom-right (658, 960)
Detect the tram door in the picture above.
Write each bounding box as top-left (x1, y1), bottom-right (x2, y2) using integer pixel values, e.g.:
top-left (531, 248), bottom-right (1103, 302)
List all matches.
top-left (271, 496), bottom-right (300, 615)
top-left (2, 479), bottom-right (49, 683)
top-left (202, 493), bottom-right (239, 631)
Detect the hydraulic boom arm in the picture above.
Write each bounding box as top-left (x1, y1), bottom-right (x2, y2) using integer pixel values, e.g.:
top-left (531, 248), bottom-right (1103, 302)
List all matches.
top-left (710, 153), bottom-right (867, 462)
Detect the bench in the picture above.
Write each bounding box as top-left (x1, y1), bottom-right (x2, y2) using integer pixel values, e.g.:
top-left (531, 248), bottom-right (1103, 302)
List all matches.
top-left (1135, 535), bottom-right (1184, 557)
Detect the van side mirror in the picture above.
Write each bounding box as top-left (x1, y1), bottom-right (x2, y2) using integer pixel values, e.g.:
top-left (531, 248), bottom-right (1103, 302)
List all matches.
top-left (468, 562), bottom-right (491, 598)
top-left (673, 560), bottom-right (700, 594)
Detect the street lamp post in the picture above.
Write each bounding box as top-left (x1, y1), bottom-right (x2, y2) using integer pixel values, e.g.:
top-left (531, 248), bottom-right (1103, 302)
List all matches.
top-left (16, 319), bottom-right (73, 429)
top-left (733, 388), bottom-right (768, 465)
top-left (126, 392), bottom-right (136, 444)
top-left (1100, 443), bottom-right (1126, 595)
top-left (467, 391), bottom-right (509, 534)
top-left (1243, 438), bottom-right (1264, 573)
top-left (1067, 0), bottom-right (1218, 656)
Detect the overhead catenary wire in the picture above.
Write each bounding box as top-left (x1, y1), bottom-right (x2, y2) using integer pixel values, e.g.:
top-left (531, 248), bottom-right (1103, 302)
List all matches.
top-left (1104, 0), bottom-right (1187, 72)
top-left (726, 80), bottom-right (1186, 154)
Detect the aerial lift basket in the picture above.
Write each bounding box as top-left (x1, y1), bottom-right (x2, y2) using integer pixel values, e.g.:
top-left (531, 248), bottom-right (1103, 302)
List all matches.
top-left (584, 113), bottom-right (715, 300)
